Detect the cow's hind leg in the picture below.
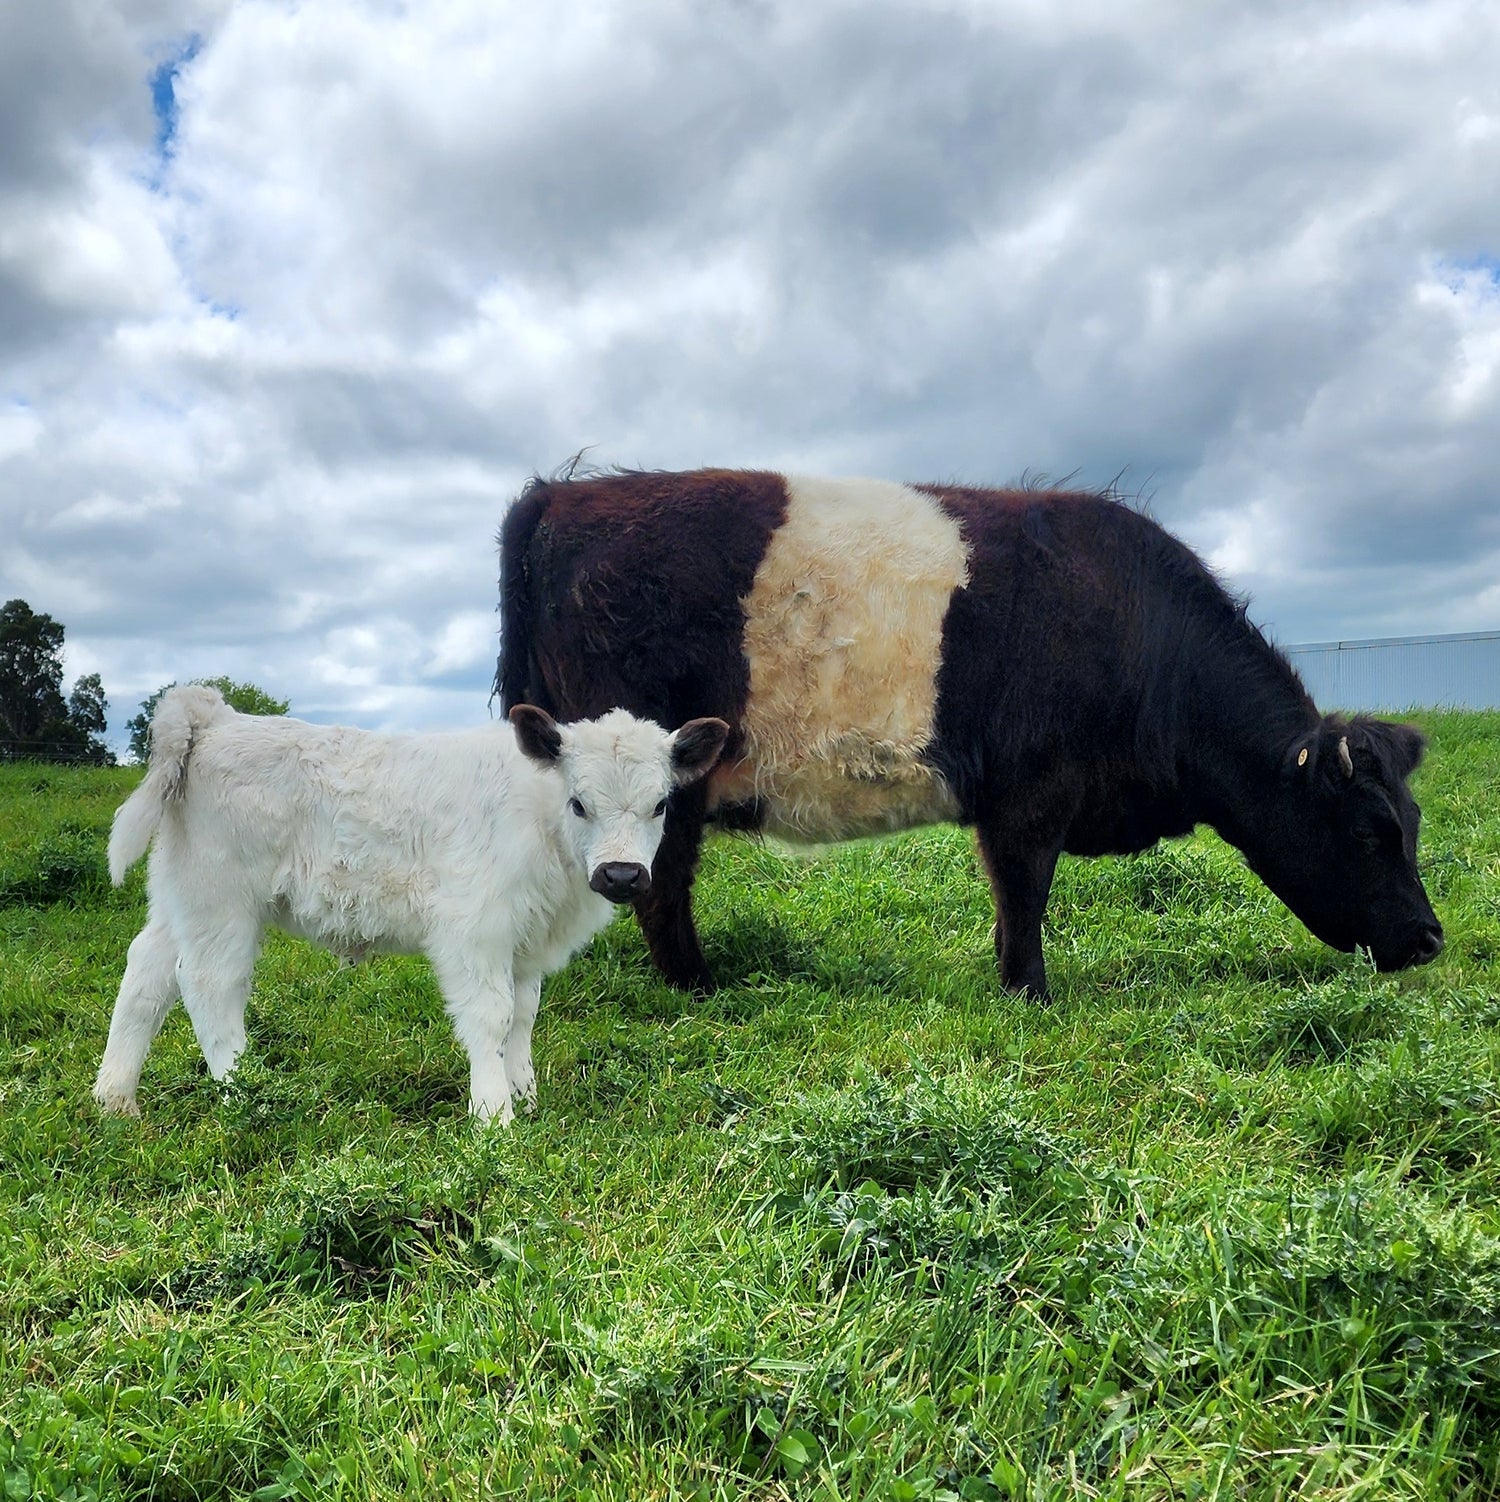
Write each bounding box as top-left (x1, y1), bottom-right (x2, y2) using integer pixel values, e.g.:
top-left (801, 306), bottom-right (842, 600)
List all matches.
top-left (95, 917), bottom-right (181, 1115)
top-left (976, 823), bottom-right (1063, 1000)
top-left (634, 781), bottom-right (714, 992)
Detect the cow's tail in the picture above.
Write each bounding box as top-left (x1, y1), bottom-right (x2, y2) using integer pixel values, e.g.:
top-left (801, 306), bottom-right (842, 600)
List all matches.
top-left (496, 478), bottom-right (553, 713)
top-left (108, 684), bottom-right (231, 883)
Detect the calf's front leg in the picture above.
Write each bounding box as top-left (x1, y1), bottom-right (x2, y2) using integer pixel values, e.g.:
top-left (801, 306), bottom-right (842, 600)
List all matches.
top-left (431, 946), bottom-right (518, 1124)
top-left (505, 972), bottom-right (543, 1113)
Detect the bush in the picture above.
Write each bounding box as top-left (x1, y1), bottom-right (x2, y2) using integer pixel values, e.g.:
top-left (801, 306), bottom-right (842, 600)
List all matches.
top-left (0, 825), bottom-right (109, 907)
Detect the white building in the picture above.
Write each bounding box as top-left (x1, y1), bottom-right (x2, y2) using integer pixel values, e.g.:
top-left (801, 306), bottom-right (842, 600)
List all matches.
top-left (1285, 630), bottom-right (1500, 712)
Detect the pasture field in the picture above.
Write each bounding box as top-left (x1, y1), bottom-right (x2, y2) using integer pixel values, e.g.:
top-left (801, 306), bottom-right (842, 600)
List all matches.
top-left (2, 712), bottom-right (1499, 1501)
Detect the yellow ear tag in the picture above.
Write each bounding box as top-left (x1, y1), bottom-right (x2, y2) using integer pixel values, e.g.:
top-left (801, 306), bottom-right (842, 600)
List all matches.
top-left (1297, 747), bottom-right (1309, 767)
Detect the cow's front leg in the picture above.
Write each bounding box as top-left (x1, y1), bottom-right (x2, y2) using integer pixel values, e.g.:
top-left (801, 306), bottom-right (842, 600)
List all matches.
top-left (976, 824), bottom-right (1063, 1000)
top-left (634, 779), bottom-right (715, 992)
top-left (431, 946), bottom-right (517, 1124)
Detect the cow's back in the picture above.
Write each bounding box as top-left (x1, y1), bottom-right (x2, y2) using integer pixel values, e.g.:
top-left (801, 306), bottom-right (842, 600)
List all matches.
top-left (501, 471), bottom-right (1219, 842)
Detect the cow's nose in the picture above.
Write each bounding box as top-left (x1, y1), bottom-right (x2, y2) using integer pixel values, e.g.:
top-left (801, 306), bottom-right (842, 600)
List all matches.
top-left (590, 862), bottom-right (651, 903)
top-left (1412, 924), bottom-right (1445, 965)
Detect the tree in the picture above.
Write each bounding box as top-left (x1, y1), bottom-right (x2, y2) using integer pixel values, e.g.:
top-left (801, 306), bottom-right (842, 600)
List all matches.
top-left (0, 600), bottom-right (114, 764)
top-left (127, 677), bottom-right (290, 763)
top-left (69, 673), bottom-right (108, 737)
top-left (0, 599), bottom-right (67, 744)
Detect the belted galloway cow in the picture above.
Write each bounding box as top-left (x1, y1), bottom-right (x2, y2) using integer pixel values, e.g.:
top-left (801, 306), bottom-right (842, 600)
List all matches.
top-left (497, 469), bottom-right (1443, 998)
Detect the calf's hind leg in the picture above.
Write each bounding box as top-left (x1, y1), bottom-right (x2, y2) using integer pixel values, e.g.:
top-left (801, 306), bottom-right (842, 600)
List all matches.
top-left (175, 915), bottom-right (262, 1083)
top-left (95, 917), bottom-right (181, 1115)
top-left (634, 780), bottom-right (715, 992)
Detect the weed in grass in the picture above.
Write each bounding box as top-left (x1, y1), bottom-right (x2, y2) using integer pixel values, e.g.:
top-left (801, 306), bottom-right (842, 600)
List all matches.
top-left (743, 1069), bottom-right (1097, 1302)
top-left (1251, 981), bottom-right (1404, 1064)
top-left (750, 1067), bottom-right (1078, 1198)
top-left (1194, 977), bottom-right (1407, 1067)
top-left (1287, 1033), bottom-right (1500, 1176)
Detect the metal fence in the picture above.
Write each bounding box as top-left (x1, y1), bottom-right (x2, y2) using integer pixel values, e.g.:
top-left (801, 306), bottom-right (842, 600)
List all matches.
top-left (0, 739), bottom-right (116, 764)
top-left (1284, 630), bottom-right (1500, 713)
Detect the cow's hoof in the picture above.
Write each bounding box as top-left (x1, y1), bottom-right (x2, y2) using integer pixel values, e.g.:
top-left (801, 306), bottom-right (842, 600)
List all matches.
top-left (663, 967), bottom-right (717, 996)
top-left (1002, 977), bottom-right (1052, 1004)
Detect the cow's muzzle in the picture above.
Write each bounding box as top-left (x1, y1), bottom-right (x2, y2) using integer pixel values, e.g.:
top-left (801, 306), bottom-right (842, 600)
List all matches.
top-left (590, 862), bottom-right (651, 904)
top-left (1409, 922), bottom-right (1445, 966)
top-left (1373, 919), bottom-right (1445, 971)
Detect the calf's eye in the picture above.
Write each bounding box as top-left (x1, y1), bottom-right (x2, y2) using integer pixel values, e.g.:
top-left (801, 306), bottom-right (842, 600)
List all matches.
top-left (653, 798), bottom-right (668, 818)
top-left (569, 797), bottom-right (588, 818)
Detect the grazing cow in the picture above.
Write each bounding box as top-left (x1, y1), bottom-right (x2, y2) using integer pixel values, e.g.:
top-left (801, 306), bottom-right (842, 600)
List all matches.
top-left (497, 469), bottom-right (1443, 998)
top-left (95, 685), bottom-right (728, 1122)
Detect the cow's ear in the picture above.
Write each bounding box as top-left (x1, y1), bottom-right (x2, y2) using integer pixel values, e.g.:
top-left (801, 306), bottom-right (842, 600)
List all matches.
top-left (1361, 719), bottom-right (1428, 781)
top-left (1390, 722), bottom-right (1427, 779)
top-left (510, 704), bottom-right (563, 765)
top-left (671, 717), bottom-right (730, 785)
top-left (1291, 720), bottom-right (1359, 787)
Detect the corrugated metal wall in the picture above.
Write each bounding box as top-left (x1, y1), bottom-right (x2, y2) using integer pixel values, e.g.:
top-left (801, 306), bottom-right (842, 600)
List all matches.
top-left (1284, 630), bottom-right (1500, 712)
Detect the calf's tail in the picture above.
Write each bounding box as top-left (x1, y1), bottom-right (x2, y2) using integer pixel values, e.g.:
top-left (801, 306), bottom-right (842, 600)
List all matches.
top-left (108, 684), bottom-right (231, 883)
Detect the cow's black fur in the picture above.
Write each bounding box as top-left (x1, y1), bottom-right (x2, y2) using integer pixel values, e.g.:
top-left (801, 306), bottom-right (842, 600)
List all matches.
top-left (498, 469), bottom-right (786, 987)
top-left (498, 471), bottom-right (1443, 997)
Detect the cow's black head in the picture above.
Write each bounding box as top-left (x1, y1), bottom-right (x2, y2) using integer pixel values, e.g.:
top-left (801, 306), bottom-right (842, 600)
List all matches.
top-left (1242, 715), bottom-right (1443, 971)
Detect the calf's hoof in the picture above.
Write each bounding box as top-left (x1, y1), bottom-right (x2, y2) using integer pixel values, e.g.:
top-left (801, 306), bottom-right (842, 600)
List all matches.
top-left (93, 1085), bottom-right (141, 1118)
top-left (469, 1096), bottom-right (515, 1128)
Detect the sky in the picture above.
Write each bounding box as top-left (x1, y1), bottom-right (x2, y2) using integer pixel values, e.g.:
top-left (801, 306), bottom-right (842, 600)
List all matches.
top-left (2, 0), bottom-right (1497, 755)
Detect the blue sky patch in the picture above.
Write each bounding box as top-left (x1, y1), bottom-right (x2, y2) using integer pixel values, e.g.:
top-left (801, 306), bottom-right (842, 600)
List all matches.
top-left (1438, 254), bottom-right (1500, 292)
top-left (149, 34), bottom-right (202, 160)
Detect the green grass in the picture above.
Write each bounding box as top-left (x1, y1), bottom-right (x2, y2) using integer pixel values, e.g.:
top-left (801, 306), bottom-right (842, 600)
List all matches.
top-left (2, 710), bottom-right (1499, 1500)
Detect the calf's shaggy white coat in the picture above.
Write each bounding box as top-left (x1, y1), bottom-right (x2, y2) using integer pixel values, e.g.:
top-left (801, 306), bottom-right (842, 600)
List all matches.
top-left (95, 685), bottom-right (727, 1123)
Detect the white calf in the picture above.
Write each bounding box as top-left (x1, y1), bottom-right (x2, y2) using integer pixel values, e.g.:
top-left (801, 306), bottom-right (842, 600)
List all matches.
top-left (95, 685), bottom-right (728, 1123)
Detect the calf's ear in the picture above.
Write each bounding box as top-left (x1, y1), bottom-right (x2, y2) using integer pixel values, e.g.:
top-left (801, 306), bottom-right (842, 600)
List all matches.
top-left (510, 704), bottom-right (563, 765)
top-left (671, 717), bottom-right (730, 785)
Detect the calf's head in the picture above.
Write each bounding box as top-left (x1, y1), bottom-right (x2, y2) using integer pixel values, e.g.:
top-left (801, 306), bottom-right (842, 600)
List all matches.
top-left (510, 705), bottom-right (730, 903)
top-left (1245, 715), bottom-right (1443, 971)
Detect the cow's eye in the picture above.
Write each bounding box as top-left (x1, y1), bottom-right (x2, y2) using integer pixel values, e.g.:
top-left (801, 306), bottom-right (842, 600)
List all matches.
top-left (569, 797), bottom-right (588, 818)
top-left (653, 798), bottom-right (668, 818)
top-left (1352, 818), bottom-right (1396, 855)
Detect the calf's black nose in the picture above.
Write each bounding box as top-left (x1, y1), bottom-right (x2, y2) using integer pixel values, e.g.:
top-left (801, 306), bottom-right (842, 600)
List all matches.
top-left (590, 862), bottom-right (651, 903)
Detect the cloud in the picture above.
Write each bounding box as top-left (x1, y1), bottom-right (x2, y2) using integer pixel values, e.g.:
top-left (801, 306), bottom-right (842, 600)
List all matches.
top-left (1, 0), bottom-right (1497, 752)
